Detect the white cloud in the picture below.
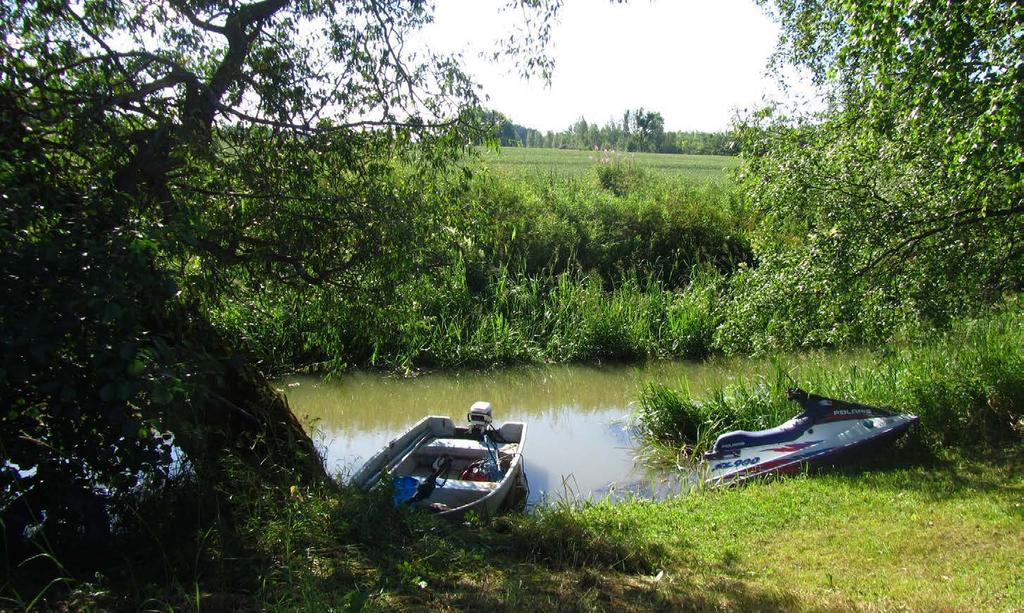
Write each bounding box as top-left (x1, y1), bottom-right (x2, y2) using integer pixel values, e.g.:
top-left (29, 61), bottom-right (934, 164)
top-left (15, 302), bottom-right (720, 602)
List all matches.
top-left (416, 0), bottom-right (811, 132)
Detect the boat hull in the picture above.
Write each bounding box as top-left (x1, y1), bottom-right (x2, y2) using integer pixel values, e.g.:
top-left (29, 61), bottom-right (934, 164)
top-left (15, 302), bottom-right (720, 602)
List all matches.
top-left (704, 413), bottom-right (918, 486)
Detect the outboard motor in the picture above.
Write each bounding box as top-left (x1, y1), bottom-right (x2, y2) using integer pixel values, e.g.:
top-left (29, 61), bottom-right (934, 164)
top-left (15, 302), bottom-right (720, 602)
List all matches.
top-left (464, 401), bottom-right (504, 480)
top-left (467, 401), bottom-right (493, 436)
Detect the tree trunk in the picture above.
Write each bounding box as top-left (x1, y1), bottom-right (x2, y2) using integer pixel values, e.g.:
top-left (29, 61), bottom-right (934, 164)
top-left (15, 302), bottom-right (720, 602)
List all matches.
top-left (153, 307), bottom-right (332, 486)
top-left (200, 357), bottom-right (331, 486)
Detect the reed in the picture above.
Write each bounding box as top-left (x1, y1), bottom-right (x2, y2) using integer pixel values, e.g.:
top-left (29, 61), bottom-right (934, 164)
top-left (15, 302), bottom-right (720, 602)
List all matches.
top-left (387, 265), bottom-right (726, 369)
top-left (636, 309), bottom-right (1024, 452)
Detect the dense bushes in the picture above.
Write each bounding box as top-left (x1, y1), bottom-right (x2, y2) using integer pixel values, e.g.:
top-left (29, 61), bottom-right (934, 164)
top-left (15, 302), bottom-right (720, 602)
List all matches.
top-left (211, 161), bottom-right (747, 372)
top-left (465, 163), bottom-right (748, 288)
top-left (715, 0), bottom-right (1024, 354)
top-left (209, 139), bottom-right (1021, 377)
top-left (210, 144), bottom-right (1023, 381)
top-left (713, 118), bottom-right (1023, 355)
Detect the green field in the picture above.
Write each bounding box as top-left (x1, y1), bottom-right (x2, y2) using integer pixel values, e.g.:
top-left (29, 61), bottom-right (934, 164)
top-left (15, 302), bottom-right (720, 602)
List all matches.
top-left (477, 147), bottom-right (740, 183)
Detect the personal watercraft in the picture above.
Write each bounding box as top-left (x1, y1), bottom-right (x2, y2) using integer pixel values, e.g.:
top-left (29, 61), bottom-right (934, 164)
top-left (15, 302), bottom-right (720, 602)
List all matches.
top-left (704, 389), bottom-right (918, 486)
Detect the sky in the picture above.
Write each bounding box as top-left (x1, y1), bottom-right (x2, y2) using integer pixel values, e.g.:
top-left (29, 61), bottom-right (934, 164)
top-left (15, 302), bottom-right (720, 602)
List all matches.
top-left (416, 0), bottom-right (790, 133)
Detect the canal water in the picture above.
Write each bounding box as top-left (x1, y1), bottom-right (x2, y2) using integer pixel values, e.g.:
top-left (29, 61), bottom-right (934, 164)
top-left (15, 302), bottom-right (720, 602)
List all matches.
top-left (279, 357), bottom-right (810, 507)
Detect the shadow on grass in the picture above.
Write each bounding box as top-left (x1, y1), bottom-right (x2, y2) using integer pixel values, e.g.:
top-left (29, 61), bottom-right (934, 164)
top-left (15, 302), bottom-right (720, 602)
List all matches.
top-left (801, 439), bottom-right (1023, 515)
top-left (229, 443), bottom-right (1020, 609)
top-left (295, 493), bottom-right (805, 611)
top-left (379, 556), bottom-right (802, 612)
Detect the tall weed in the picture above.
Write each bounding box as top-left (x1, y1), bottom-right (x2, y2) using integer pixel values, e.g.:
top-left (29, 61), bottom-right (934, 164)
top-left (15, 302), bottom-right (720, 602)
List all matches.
top-left (637, 310), bottom-right (1024, 451)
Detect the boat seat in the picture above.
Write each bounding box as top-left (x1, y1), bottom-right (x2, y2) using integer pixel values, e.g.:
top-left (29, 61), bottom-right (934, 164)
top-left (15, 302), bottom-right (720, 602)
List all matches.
top-left (711, 415), bottom-right (812, 451)
top-left (418, 438), bottom-right (491, 460)
top-left (438, 478), bottom-right (498, 493)
top-left (419, 478), bottom-right (500, 509)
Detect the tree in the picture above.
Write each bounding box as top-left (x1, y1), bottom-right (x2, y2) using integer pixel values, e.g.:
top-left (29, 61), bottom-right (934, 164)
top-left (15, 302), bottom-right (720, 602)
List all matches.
top-left (718, 0), bottom-right (1023, 352)
top-left (570, 116), bottom-right (589, 148)
top-left (633, 108), bottom-right (665, 152)
top-left (0, 0), bottom-right (560, 555)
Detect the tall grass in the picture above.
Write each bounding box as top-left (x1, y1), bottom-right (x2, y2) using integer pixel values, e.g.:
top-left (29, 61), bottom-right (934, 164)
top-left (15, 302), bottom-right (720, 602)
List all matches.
top-left (211, 160), bottom-right (746, 372)
top-left (636, 309), bottom-right (1024, 452)
top-left (368, 263), bottom-right (726, 369)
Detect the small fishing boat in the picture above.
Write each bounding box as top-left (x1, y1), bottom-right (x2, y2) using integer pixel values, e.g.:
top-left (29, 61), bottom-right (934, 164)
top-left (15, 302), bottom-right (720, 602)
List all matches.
top-left (351, 402), bottom-right (527, 519)
top-left (703, 389), bottom-right (918, 486)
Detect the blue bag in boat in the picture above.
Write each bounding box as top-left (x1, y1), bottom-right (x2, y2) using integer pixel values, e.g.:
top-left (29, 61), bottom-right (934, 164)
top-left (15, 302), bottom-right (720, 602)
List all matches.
top-left (392, 475), bottom-right (420, 506)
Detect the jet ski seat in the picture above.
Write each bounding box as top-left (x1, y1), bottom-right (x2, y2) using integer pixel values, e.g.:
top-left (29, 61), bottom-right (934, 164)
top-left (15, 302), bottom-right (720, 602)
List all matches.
top-left (711, 415), bottom-right (813, 451)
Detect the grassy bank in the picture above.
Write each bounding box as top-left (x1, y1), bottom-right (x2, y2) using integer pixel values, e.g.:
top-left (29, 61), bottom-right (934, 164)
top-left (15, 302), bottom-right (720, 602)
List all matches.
top-left (14, 450), bottom-right (1019, 610)
top-left (637, 308), bottom-right (1024, 455)
top-left (514, 454), bottom-right (1022, 611)
top-left (211, 266), bottom-right (726, 372)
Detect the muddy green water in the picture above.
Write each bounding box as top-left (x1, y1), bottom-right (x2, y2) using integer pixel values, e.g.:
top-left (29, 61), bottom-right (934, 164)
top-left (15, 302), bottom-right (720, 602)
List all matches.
top-left (279, 354), bottom-right (854, 507)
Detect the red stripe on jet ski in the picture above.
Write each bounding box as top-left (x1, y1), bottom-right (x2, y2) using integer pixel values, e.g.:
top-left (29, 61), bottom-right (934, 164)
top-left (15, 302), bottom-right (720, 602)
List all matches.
top-left (767, 441), bottom-right (822, 453)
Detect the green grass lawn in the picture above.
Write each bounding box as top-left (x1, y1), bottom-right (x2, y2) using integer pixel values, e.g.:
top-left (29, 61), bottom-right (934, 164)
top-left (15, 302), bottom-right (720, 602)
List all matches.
top-left (389, 452), bottom-right (1024, 611)
top-left (212, 450), bottom-right (1021, 611)
top-left (579, 456), bottom-right (1023, 610)
top-left (476, 147), bottom-right (740, 183)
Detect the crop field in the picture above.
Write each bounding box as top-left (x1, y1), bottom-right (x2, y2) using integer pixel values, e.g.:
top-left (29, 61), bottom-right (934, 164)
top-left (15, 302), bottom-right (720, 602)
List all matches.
top-left (476, 146), bottom-right (739, 183)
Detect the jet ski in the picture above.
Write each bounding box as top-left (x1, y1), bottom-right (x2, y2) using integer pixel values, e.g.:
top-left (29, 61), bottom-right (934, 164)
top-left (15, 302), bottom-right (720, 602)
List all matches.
top-left (703, 388), bottom-right (918, 486)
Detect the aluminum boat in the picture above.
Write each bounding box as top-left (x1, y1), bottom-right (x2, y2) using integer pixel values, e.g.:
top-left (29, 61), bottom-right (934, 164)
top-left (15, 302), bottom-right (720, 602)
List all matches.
top-left (351, 402), bottom-right (527, 519)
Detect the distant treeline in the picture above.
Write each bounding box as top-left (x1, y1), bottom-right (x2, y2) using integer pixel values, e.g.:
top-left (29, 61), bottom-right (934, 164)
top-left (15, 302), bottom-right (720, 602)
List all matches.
top-left (492, 108), bottom-right (739, 155)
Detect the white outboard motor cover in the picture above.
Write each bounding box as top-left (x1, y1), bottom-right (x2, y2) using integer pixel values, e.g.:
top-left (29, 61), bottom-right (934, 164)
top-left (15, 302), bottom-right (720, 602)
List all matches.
top-left (468, 401), bottom-right (493, 428)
